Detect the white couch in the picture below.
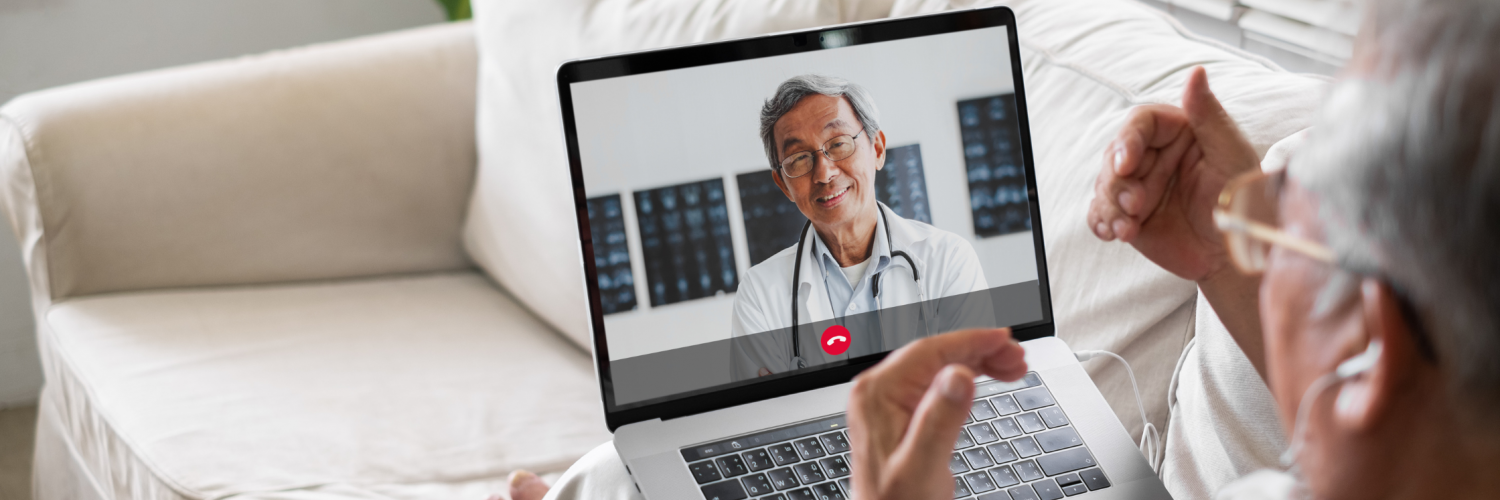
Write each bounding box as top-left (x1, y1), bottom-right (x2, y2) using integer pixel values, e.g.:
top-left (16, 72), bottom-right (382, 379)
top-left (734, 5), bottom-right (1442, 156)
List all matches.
top-left (1, 23), bottom-right (610, 500)
top-left (0, 1), bottom-right (1328, 499)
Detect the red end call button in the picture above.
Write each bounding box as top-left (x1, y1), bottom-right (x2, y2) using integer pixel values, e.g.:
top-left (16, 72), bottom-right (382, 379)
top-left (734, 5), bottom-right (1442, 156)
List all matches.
top-left (821, 325), bottom-right (851, 355)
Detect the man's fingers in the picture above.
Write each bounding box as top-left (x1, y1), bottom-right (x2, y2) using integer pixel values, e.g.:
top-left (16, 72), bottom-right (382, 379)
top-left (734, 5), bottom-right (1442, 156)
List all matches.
top-left (1181, 143), bottom-right (1204, 173)
top-left (1182, 67), bottom-right (1231, 136)
top-left (1105, 148), bottom-right (1157, 218)
top-left (1181, 67), bottom-right (1257, 170)
top-left (1111, 105), bottom-right (1191, 178)
top-left (1095, 142), bottom-right (1167, 242)
top-left (979, 339), bottom-right (1029, 381)
top-left (871, 328), bottom-right (1026, 388)
top-left (1091, 190), bottom-right (1136, 242)
top-left (861, 328), bottom-right (1027, 409)
top-left (1096, 104), bottom-right (1194, 238)
top-left (1091, 150), bottom-right (1143, 240)
top-left (1128, 124), bottom-right (1196, 221)
top-left (1088, 196), bottom-right (1114, 241)
top-left (1109, 131), bottom-right (1143, 178)
top-left (888, 364), bottom-right (976, 486)
top-left (1089, 188), bottom-right (1137, 241)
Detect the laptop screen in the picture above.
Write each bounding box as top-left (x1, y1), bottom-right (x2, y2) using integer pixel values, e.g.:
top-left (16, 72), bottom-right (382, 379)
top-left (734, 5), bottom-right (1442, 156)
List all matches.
top-left (561, 10), bottom-right (1052, 421)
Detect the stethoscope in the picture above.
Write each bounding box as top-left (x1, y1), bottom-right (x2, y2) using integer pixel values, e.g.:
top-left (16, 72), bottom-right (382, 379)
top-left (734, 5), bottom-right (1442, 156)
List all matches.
top-left (789, 203), bottom-right (923, 369)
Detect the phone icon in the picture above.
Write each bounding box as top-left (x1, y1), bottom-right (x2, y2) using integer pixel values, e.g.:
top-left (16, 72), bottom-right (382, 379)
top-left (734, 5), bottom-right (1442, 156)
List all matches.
top-left (821, 326), bottom-right (851, 355)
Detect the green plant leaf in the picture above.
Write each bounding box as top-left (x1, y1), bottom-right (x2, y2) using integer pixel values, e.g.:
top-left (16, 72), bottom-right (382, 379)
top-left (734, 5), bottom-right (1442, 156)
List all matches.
top-left (435, 0), bottom-right (471, 21)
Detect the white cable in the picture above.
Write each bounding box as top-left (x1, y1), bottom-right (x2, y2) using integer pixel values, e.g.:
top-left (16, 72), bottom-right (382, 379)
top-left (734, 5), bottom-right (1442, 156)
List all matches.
top-left (1074, 349), bottom-right (1161, 473)
top-left (1281, 341), bottom-right (1380, 467)
top-left (1157, 336), bottom-right (1194, 474)
top-left (1280, 371), bottom-right (1340, 468)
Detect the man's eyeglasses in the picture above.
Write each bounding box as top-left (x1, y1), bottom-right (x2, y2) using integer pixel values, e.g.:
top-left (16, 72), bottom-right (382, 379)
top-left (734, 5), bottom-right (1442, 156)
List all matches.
top-left (1214, 169), bottom-right (1439, 362)
top-left (777, 129), bottom-right (866, 179)
top-left (1213, 169), bottom-right (1336, 274)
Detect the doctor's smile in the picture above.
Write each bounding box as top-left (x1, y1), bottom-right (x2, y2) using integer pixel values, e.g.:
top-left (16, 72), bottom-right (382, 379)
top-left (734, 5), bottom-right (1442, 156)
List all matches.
top-left (813, 185), bottom-right (850, 207)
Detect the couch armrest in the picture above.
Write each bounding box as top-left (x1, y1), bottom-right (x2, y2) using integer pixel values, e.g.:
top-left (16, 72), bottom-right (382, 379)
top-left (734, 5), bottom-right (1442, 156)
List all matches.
top-left (0, 22), bottom-right (478, 304)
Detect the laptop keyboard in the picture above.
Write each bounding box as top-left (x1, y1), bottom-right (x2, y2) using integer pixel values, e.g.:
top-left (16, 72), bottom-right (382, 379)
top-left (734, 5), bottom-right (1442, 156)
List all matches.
top-left (679, 373), bottom-right (1112, 500)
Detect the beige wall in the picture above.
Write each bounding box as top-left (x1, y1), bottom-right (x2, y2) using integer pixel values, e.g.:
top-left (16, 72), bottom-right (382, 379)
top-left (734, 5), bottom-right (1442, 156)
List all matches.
top-left (0, 0), bottom-right (446, 407)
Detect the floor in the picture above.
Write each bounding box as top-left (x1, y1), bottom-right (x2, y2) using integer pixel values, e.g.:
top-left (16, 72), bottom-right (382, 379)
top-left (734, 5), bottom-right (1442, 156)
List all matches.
top-left (0, 404), bottom-right (36, 500)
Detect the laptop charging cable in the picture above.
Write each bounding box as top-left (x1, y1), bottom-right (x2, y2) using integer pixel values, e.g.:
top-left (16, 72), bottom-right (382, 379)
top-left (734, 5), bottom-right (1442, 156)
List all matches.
top-left (1073, 349), bottom-right (1161, 473)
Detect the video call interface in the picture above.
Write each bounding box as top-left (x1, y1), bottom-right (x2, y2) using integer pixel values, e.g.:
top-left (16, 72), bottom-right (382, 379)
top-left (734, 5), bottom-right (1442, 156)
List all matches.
top-left (570, 26), bottom-right (1046, 407)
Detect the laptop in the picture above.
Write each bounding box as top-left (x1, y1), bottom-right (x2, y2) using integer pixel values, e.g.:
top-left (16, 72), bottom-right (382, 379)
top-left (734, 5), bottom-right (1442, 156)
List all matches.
top-left (556, 7), bottom-right (1172, 500)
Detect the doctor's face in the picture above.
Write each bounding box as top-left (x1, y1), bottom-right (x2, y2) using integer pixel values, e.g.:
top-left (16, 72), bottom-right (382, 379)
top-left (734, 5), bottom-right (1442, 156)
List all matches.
top-left (771, 94), bottom-right (887, 234)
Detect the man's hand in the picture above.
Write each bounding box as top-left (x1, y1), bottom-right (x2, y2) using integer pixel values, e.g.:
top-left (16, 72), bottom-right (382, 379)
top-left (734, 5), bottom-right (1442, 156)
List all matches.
top-left (1088, 66), bottom-right (1273, 378)
top-left (847, 328), bottom-right (1027, 500)
top-left (1088, 66), bottom-right (1261, 281)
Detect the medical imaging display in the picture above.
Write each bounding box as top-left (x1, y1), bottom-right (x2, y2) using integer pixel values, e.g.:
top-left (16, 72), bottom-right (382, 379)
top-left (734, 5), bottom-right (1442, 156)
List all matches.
top-left (875, 144), bottom-right (932, 224)
top-left (634, 179), bottom-right (739, 307)
top-left (958, 95), bottom-right (1032, 237)
top-left (736, 171), bottom-right (807, 266)
top-left (586, 195), bottom-right (638, 314)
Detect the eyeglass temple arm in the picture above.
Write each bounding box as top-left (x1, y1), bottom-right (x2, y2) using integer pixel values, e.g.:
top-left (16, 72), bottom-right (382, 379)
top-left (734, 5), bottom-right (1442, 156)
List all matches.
top-left (1213, 210), bottom-right (1337, 264)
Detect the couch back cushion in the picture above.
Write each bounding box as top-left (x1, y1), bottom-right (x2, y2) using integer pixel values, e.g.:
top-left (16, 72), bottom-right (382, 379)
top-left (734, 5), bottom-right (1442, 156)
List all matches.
top-left (0, 23), bottom-right (478, 302)
top-left (466, 0), bottom-right (893, 350)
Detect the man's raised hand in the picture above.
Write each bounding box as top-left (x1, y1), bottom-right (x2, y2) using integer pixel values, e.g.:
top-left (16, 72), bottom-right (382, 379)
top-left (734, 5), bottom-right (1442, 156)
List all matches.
top-left (846, 328), bottom-right (1027, 500)
top-left (1087, 66), bottom-right (1261, 282)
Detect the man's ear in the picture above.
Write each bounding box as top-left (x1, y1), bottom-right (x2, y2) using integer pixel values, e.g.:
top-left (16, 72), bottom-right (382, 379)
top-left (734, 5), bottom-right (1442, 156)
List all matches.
top-left (873, 130), bottom-right (887, 170)
top-left (772, 168), bottom-right (794, 202)
top-left (1335, 279), bottom-right (1420, 431)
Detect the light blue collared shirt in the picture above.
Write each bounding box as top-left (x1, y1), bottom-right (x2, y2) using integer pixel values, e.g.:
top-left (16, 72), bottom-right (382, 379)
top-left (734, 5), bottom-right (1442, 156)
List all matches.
top-left (812, 209), bottom-right (892, 321)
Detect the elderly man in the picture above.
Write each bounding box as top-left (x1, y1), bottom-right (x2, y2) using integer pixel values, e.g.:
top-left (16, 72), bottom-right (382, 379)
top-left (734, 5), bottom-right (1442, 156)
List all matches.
top-left (507, 0), bottom-right (1499, 498)
top-left (728, 74), bottom-right (988, 377)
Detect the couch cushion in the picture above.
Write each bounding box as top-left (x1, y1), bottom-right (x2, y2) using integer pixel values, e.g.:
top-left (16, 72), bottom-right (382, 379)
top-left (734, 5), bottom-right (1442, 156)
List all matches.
top-left (465, 0), bottom-right (895, 351)
top-left (39, 272), bottom-right (609, 500)
top-left (0, 23), bottom-right (478, 303)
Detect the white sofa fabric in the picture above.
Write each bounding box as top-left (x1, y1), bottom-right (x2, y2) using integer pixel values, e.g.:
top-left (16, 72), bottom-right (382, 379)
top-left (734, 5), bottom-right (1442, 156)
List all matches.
top-left (3, 23), bottom-right (610, 500)
top-left (1, 23), bottom-right (477, 303)
top-left (32, 272), bottom-right (608, 500)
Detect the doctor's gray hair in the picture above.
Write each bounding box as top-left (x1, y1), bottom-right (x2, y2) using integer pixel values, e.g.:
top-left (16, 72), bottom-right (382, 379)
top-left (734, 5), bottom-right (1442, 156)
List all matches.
top-left (1291, 0), bottom-right (1500, 421)
top-left (760, 74), bottom-right (881, 171)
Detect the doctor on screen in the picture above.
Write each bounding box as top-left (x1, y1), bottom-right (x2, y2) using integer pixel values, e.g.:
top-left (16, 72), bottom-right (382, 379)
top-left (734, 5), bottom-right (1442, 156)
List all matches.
top-left (730, 75), bottom-right (990, 378)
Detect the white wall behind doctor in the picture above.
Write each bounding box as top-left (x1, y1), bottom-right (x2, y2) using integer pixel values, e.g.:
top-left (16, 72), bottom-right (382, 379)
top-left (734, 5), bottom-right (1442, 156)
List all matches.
top-left (570, 26), bottom-right (1040, 360)
top-left (0, 0), bottom-right (444, 408)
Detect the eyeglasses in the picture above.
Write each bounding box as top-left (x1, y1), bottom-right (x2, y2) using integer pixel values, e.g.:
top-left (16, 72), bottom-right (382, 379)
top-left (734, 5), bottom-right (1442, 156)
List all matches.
top-left (777, 129), bottom-right (866, 179)
top-left (1214, 169), bottom-right (1439, 362)
top-left (1213, 169), bottom-right (1336, 274)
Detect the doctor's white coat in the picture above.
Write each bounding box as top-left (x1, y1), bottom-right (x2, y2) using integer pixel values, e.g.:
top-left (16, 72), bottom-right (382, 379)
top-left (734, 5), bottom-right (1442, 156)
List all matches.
top-left (728, 208), bottom-right (990, 379)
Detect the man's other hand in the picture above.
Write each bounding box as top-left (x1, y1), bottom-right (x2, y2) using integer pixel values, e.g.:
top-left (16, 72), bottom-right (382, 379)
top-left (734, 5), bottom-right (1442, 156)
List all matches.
top-left (847, 328), bottom-right (1027, 500)
top-left (1087, 66), bottom-right (1261, 281)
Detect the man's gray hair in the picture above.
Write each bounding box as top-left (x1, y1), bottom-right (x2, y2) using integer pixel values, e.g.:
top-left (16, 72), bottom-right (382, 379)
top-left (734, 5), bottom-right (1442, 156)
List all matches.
top-left (1292, 0), bottom-right (1500, 419)
top-left (759, 74), bottom-right (881, 171)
